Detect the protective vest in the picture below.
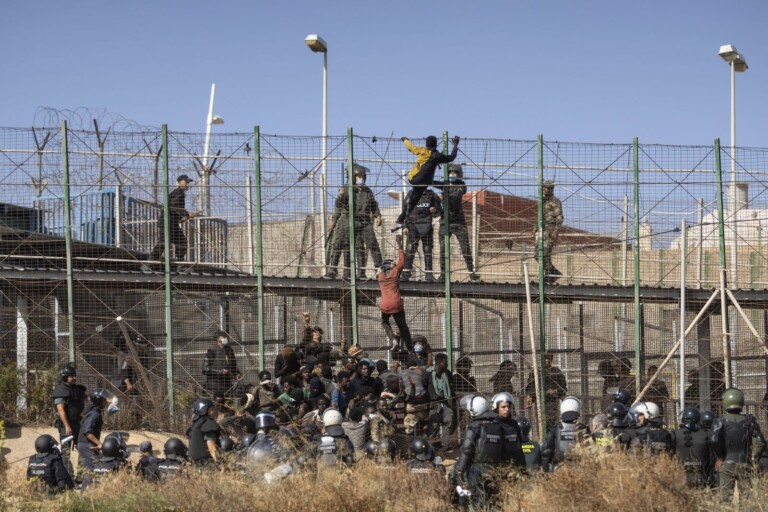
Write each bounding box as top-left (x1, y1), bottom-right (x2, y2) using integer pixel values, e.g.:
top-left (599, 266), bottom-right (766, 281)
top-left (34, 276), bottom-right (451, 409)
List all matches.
top-left (137, 455), bottom-right (161, 482)
top-left (157, 457), bottom-right (186, 479)
top-left (521, 440), bottom-right (542, 471)
top-left (27, 453), bottom-right (59, 488)
top-left (406, 459), bottom-right (441, 474)
top-left (82, 457), bottom-right (123, 488)
top-left (591, 431), bottom-right (614, 448)
top-left (316, 434), bottom-right (353, 467)
top-left (439, 180), bottom-right (467, 224)
top-left (187, 416), bottom-right (220, 462)
top-left (713, 413), bottom-right (756, 463)
top-left (644, 426), bottom-right (674, 455)
top-left (52, 383), bottom-right (86, 428)
top-left (674, 427), bottom-right (711, 474)
top-left (474, 419), bottom-right (505, 465)
top-left (608, 426), bottom-right (635, 450)
top-left (554, 422), bottom-right (583, 462)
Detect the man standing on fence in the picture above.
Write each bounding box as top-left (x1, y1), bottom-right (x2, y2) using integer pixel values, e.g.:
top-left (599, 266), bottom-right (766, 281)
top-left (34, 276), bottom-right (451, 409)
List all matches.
top-left (533, 179), bottom-right (563, 284)
top-left (352, 164), bottom-right (383, 280)
top-left (435, 163), bottom-right (479, 282)
top-left (149, 174), bottom-right (197, 263)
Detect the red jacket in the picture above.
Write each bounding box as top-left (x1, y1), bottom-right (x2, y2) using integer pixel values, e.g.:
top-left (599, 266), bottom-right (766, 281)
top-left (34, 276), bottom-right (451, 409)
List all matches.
top-left (378, 249), bottom-right (405, 314)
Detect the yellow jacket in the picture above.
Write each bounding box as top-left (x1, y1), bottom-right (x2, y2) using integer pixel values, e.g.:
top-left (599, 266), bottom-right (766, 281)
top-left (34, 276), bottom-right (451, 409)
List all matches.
top-left (403, 138), bottom-right (434, 181)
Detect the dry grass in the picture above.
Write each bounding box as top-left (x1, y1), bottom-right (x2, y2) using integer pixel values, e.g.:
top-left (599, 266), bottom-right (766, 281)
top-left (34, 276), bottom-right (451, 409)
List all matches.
top-left (4, 446), bottom-right (768, 512)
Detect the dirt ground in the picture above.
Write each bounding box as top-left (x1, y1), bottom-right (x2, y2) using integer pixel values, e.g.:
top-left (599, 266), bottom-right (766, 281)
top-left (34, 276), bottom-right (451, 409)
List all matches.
top-left (1, 424), bottom-right (174, 479)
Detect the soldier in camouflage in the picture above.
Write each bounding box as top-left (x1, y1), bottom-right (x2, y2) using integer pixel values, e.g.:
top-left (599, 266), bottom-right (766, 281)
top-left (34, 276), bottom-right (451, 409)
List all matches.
top-left (534, 179), bottom-right (563, 283)
top-left (435, 163), bottom-right (479, 282)
top-left (324, 187), bottom-right (352, 279)
top-left (352, 164), bottom-right (383, 279)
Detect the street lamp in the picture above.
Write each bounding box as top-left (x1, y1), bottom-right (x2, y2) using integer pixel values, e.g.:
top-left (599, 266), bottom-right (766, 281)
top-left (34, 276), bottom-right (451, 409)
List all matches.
top-left (305, 34), bottom-right (328, 263)
top-left (202, 83), bottom-right (225, 215)
top-left (718, 44), bottom-right (748, 289)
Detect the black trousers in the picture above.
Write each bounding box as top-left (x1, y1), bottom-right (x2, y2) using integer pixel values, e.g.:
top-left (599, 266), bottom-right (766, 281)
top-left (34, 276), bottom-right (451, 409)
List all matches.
top-left (381, 310), bottom-right (413, 351)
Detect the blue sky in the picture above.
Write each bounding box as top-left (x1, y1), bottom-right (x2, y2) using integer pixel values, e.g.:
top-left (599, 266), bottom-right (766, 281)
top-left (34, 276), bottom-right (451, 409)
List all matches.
top-left (3, 1), bottom-right (767, 146)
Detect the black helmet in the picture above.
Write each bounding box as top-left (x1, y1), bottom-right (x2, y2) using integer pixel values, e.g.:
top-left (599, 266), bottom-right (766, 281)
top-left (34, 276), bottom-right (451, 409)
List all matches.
top-left (220, 437), bottom-right (235, 453)
top-left (700, 411), bottom-right (716, 430)
top-left (722, 388), bottom-right (745, 412)
top-left (608, 402), bottom-right (628, 427)
top-left (90, 388), bottom-right (111, 407)
top-left (35, 434), bottom-right (57, 454)
top-left (239, 433), bottom-right (257, 450)
top-left (410, 438), bottom-right (433, 461)
top-left (364, 440), bottom-right (379, 459)
top-left (515, 416), bottom-right (531, 436)
top-left (377, 439), bottom-right (397, 461)
top-left (680, 407), bottom-right (701, 430)
top-left (59, 364), bottom-right (77, 381)
top-left (193, 398), bottom-right (215, 416)
top-left (164, 437), bottom-right (187, 457)
top-left (447, 163), bottom-right (463, 178)
top-left (613, 388), bottom-right (631, 405)
top-left (255, 411), bottom-right (276, 431)
top-left (353, 164), bottom-right (369, 177)
top-left (101, 436), bottom-right (125, 459)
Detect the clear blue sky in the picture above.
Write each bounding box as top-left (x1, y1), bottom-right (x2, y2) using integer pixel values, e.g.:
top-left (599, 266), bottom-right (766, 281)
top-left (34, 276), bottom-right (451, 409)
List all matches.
top-left (3, 1), bottom-right (767, 146)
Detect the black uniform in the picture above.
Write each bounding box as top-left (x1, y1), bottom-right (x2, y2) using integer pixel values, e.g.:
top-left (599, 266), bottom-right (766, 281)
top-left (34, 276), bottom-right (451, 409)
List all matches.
top-left (51, 380), bottom-right (86, 476)
top-left (187, 415), bottom-right (222, 465)
top-left (150, 185), bottom-right (191, 261)
top-left (455, 411), bottom-right (525, 509)
top-left (401, 189), bottom-right (441, 279)
top-left (521, 438), bottom-right (543, 472)
top-left (541, 420), bottom-right (589, 471)
top-left (76, 403), bottom-right (103, 469)
top-left (202, 344), bottom-right (239, 398)
top-left (26, 451), bottom-right (74, 494)
top-left (435, 177), bottom-right (475, 278)
top-left (136, 454), bottom-right (161, 482)
top-left (157, 455), bottom-right (188, 480)
top-left (632, 423), bottom-right (674, 455)
top-left (672, 426), bottom-right (713, 487)
top-left (81, 455), bottom-right (127, 489)
top-left (353, 184), bottom-right (383, 275)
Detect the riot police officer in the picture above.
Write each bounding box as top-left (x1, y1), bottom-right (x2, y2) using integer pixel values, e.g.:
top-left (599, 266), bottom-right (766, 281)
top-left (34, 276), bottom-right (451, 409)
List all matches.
top-left (405, 438), bottom-right (445, 475)
top-left (711, 388), bottom-right (767, 502)
top-left (491, 392), bottom-right (526, 469)
top-left (672, 407), bottom-right (713, 488)
top-left (82, 435), bottom-right (129, 489)
top-left (605, 402), bottom-right (635, 449)
top-left (313, 408), bottom-right (355, 467)
top-left (51, 363), bottom-right (86, 477)
top-left (246, 411), bottom-right (294, 472)
top-left (186, 398), bottom-right (221, 466)
top-left (631, 402), bottom-right (673, 455)
top-left (157, 438), bottom-right (189, 480)
top-left (454, 395), bottom-right (509, 509)
top-left (435, 163), bottom-right (479, 282)
top-left (26, 434), bottom-right (74, 494)
top-left (541, 396), bottom-right (589, 471)
top-left (516, 416), bottom-right (542, 472)
top-left (400, 187), bottom-right (441, 282)
top-left (363, 439), bottom-right (398, 466)
top-left (76, 388), bottom-right (113, 469)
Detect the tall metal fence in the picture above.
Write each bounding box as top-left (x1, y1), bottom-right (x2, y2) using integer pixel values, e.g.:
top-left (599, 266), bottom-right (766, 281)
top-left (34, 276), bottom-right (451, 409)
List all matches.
top-left (1, 124), bottom-right (767, 435)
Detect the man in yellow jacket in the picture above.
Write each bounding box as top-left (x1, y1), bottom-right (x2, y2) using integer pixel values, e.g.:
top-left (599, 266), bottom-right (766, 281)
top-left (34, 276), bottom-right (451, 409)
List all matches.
top-left (395, 135), bottom-right (460, 229)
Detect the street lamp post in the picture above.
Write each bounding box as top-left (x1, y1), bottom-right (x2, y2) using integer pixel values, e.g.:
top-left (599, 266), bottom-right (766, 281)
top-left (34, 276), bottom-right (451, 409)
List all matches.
top-left (718, 45), bottom-right (748, 289)
top-left (202, 83), bottom-right (225, 215)
top-left (305, 34), bottom-right (328, 264)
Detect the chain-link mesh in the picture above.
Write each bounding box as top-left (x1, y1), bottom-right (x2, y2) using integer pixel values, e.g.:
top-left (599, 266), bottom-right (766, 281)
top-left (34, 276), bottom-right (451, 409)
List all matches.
top-left (1, 126), bottom-right (767, 435)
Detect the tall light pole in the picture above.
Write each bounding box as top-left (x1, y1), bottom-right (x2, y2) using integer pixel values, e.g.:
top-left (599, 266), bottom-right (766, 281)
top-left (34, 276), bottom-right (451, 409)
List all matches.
top-left (718, 45), bottom-right (748, 288)
top-left (202, 83), bottom-right (225, 215)
top-left (305, 34), bottom-right (328, 264)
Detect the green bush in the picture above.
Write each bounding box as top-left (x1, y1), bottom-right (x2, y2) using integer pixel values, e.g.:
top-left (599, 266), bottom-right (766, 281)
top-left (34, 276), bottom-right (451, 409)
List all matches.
top-left (0, 364), bottom-right (57, 424)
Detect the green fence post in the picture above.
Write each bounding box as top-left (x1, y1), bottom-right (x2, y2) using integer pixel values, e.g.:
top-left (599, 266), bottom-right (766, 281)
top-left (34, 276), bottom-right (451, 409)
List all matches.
top-left (347, 128), bottom-right (359, 347)
top-left (536, 134), bottom-right (547, 431)
top-left (715, 138), bottom-right (731, 387)
top-left (633, 138), bottom-right (642, 393)
top-left (443, 131), bottom-right (453, 368)
top-left (254, 126), bottom-right (265, 371)
top-left (61, 121), bottom-right (76, 363)
top-left (161, 125), bottom-right (175, 421)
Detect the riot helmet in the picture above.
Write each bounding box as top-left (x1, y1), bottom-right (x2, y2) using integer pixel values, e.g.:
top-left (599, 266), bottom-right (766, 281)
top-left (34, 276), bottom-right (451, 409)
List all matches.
top-left (239, 433), bottom-right (257, 450)
top-left (322, 409), bottom-right (343, 427)
top-left (101, 436), bottom-right (125, 459)
top-left (448, 163), bottom-right (463, 179)
top-left (722, 388), bottom-right (744, 412)
top-left (560, 396), bottom-right (581, 422)
top-left (220, 437), bottom-right (235, 453)
top-left (255, 411), bottom-right (276, 431)
top-left (353, 164), bottom-right (368, 184)
top-left (193, 398), bottom-right (215, 417)
top-left (164, 437), bottom-right (188, 457)
top-left (516, 416), bottom-right (532, 436)
top-left (35, 434), bottom-right (57, 454)
top-left (680, 407), bottom-right (701, 431)
top-left (614, 388), bottom-right (631, 405)
top-left (608, 402), bottom-right (629, 427)
top-left (59, 364), bottom-right (77, 382)
top-left (491, 392), bottom-right (515, 411)
top-left (644, 402), bottom-right (661, 422)
top-left (700, 411), bottom-right (716, 430)
top-left (89, 388), bottom-right (112, 408)
top-left (466, 395), bottom-right (490, 417)
top-left (410, 438), bottom-right (434, 461)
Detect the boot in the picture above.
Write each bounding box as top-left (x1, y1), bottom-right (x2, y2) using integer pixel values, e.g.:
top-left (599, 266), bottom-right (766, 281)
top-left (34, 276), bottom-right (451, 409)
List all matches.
top-left (423, 272), bottom-right (435, 282)
top-left (400, 271), bottom-right (411, 282)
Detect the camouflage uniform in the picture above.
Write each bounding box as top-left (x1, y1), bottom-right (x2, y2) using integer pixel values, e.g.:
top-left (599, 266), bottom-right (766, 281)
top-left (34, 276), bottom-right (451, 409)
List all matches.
top-left (325, 189), bottom-right (351, 279)
top-left (435, 164), bottom-right (477, 280)
top-left (534, 180), bottom-right (563, 281)
top-left (352, 166), bottom-right (383, 277)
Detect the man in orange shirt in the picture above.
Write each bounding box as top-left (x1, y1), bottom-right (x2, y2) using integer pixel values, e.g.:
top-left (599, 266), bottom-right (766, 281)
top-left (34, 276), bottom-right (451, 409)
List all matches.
top-left (378, 235), bottom-right (413, 352)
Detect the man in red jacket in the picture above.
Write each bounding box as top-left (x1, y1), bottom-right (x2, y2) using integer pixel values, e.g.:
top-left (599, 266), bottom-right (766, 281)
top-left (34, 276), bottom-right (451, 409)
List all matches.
top-left (378, 235), bottom-right (413, 352)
